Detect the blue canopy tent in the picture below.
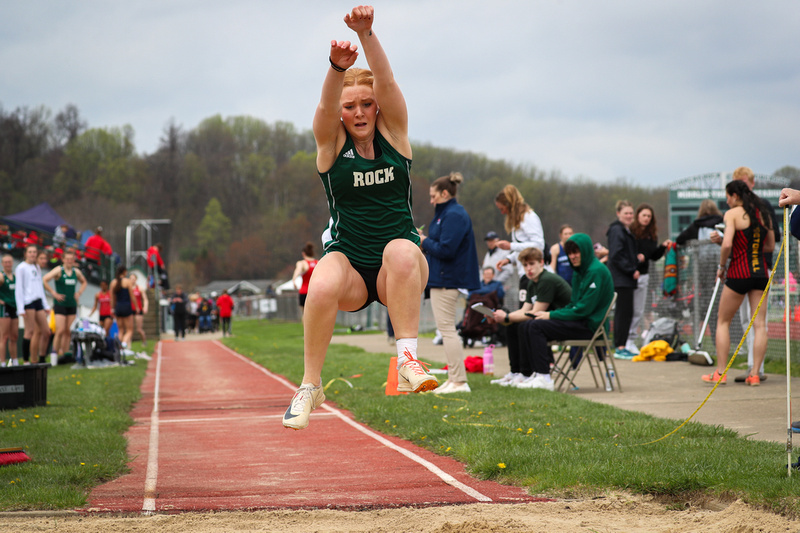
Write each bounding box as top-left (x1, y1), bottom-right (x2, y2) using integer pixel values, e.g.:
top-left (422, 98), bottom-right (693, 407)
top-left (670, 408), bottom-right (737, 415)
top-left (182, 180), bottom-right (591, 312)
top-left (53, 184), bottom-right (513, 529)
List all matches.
top-left (1, 202), bottom-right (75, 238)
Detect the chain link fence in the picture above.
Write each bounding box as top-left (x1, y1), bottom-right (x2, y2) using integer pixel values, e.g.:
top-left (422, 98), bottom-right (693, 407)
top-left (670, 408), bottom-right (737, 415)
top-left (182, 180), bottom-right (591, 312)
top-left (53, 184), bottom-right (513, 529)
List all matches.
top-left (634, 237), bottom-right (800, 366)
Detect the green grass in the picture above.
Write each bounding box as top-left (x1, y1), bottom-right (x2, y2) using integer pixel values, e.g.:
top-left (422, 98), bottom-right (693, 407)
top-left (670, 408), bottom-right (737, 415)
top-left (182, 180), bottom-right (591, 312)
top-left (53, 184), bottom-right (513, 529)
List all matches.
top-left (3, 325), bottom-right (800, 516)
top-left (0, 342), bottom-right (148, 510)
top-left (226, 320), bottom-right (800, 516)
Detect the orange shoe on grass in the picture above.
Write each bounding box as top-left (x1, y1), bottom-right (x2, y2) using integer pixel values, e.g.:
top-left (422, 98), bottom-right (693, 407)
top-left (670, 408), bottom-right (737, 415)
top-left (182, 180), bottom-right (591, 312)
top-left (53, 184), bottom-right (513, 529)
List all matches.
top-left (701, 370), bottom-right (727, 384)
top-left (745, 374), bottom-right (761, 386)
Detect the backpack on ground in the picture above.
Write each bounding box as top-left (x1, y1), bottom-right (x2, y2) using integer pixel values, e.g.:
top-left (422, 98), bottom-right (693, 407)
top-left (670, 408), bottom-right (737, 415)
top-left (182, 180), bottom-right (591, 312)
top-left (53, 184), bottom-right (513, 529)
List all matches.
top-left (643, 317), bottom-right (680, 349)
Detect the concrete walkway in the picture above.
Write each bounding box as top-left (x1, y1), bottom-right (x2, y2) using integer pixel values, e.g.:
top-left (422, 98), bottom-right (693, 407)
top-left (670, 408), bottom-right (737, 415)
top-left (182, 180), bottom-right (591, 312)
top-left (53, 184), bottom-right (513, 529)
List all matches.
top-left (331, 333), bottom-right (799, 444)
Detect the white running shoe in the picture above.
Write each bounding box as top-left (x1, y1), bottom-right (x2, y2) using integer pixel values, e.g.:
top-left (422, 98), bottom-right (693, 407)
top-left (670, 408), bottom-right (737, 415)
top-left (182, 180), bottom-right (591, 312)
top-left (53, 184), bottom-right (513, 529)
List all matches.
top-left (504, 373), bottom-right (527, 387)
top-left (516, 374), bottom-right (555, 391)
top-left (625, 340), bottom-right (640, 355)
top-left (397, 355), bottom-right (439, 393)
top-left (283, 383), bottom-right (326, 430)
top-left (490, 372), bottom-right (517, 385)
top-left (514, 375), bottom-right (538, 389)
top-left (436, 381), bottom-right (471, 394)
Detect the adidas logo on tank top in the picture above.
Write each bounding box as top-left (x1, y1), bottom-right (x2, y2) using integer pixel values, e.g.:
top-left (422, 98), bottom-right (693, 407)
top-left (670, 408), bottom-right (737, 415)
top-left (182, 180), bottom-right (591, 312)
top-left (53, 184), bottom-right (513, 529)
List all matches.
top-left (343, 148), bottom-right (355, 159)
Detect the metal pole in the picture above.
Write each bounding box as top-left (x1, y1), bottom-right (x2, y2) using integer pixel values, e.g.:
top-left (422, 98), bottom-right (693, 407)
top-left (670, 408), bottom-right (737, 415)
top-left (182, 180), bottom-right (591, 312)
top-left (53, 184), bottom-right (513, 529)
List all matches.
top-left (785, 207), bottom-right (793, 476)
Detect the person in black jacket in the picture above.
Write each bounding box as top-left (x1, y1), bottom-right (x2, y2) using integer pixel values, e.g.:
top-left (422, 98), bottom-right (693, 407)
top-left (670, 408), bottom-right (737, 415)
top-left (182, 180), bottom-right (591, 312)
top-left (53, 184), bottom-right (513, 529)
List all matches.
top-left (675, 199), bottom-right (723, 245)
top-left (626, 204), bottom-right (672, 354)
top-left (607, 200), bottom-right (639, 359)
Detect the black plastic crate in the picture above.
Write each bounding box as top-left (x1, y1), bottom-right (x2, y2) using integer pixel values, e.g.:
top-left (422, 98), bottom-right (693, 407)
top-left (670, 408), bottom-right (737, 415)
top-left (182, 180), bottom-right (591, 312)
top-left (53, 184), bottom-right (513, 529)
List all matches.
top-left (0, 364), bottom-right (49, 410)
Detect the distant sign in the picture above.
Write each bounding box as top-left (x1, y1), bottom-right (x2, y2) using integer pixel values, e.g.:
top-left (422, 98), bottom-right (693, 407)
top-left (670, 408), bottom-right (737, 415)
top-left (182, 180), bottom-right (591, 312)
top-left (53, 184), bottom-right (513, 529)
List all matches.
top-left (259, 299), bottom-right (277, 314)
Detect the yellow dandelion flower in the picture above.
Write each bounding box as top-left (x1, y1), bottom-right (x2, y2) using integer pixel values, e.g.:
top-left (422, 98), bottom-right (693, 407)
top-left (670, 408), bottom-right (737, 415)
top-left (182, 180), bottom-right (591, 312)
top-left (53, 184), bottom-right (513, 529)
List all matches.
top-left (34, 415), bottom-right (40, 419)
top-left (433, 406), bottom-right (438, 409)
top-left (546, 422), bottom-right (550, 426)
top-left (498, 463), bottom-right (506, 469)
top-left (19, 419), bottom-right (25, 423)
top-left (81, 463), bottom-right (86, 466)
top-left (76, 381), bottom-right (81, 385)
top-left (446, 447), bottom-right (452, 452)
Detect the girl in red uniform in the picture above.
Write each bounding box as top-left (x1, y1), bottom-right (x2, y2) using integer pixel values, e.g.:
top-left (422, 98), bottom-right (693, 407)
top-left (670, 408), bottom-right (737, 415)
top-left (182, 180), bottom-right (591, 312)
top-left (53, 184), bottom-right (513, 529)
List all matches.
top-left (291, 242), bottom-right (318, 317)
top-left (703, 180), bottom-right (774, 386)
top-left (90, 280), bottom-right (113, 336)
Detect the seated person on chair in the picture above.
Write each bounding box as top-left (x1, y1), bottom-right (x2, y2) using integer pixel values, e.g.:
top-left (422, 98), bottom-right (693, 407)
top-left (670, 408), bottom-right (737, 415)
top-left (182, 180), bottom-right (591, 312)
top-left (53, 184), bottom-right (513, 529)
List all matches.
top-left (513, 233), bottom-right (614, 391)
top-left (490, 247), bottom-right (571, 387)
top-left (469, 267), bottom-right (506, 303)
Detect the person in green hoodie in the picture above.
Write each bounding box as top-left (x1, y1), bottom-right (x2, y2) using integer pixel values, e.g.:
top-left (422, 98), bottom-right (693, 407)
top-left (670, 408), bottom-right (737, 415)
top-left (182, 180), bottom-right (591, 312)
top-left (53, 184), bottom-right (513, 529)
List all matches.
top-left (520, 233), bottom-right (614, 391)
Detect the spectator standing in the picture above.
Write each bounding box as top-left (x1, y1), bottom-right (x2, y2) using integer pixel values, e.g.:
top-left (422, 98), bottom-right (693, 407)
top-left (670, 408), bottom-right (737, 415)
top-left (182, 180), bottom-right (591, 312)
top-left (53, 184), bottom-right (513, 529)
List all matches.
top-left (170, 286), bottom-right (188, 340)
top-left (493, 185), bottom-right (546, 306)
top-left (675, 199), bottom-right (724, 245)
top-left (216, 290), bottom-right (235, 337)
top-left (606, 200), bottom-right (639, 359)
top-left (130, 273), bottom-right (149, 348)
top-left (15, 245), bottom-right (50, 364)
top-left (43, 250), bottom-right (88, 361)
top-left (549, 224), bottom-right (575, 284)
top-left (702, 180), bottom-right (774, 386)
top-left (420, 172), bottom-right (480, 394)
top-left (0, 254), bottom-right (19, 366)
top-left (291, 242), bottom-right (318, 318)
top-left (627, 204), bottom-right (671, 354)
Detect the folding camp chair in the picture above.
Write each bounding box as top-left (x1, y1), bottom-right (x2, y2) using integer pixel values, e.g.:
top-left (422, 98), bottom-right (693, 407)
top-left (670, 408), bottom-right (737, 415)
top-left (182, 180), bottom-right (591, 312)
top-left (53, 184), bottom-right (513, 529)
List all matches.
top-left (550, 292), bottom-right (621, 392)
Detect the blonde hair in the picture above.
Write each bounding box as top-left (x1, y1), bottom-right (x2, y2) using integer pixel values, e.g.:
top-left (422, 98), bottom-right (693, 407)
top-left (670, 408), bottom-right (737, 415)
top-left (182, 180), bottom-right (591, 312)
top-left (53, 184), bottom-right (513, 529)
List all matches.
top-left (431, 172), bottom-right (464, 198)
top-left (615, 200), bottom-right (633, 213)
top-left (697, 198), bottom-right (721, 218)
top-left (343, 68), bottom-right (374, 89)
top-left (732, 166), bottom-right (755, 186)
top-left (495, 185), bottom-right (532, 233)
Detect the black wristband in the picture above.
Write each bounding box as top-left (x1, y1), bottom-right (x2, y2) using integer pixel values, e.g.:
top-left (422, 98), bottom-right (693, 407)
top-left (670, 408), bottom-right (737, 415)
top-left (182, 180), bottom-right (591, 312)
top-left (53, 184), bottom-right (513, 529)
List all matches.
top-left (329, 57), bottom-right (346, 73)
top-left (504, 311), bottom-right (510, 325)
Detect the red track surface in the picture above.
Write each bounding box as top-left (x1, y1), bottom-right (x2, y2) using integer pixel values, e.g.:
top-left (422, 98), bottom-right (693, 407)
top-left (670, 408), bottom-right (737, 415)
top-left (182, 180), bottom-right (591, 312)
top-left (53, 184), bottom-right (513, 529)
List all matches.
top-left (85, 340), bottom-right (541, 513)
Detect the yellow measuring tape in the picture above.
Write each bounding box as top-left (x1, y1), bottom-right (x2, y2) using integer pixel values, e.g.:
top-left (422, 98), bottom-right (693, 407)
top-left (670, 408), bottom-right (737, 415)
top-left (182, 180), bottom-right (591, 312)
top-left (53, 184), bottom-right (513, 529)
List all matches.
top-left (634, 226), bottom-right (787, 447)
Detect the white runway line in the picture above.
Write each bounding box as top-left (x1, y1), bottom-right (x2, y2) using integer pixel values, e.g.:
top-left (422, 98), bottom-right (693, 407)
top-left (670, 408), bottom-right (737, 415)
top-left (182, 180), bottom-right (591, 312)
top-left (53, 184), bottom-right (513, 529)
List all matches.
top-left (141, 341), bottom-right (163, 515)
top-left (214, 340), bottom-right (493, 502)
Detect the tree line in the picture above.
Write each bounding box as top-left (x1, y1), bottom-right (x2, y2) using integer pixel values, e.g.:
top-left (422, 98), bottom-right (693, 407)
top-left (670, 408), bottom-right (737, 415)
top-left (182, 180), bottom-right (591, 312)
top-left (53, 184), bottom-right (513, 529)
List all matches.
top-left (2, 102), bottom-right (797, 289)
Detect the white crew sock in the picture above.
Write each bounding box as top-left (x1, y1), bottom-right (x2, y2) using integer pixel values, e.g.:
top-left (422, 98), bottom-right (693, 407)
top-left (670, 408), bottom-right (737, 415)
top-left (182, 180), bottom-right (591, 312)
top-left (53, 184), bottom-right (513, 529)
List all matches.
top-left (396, 338), bottom-right (418, 368)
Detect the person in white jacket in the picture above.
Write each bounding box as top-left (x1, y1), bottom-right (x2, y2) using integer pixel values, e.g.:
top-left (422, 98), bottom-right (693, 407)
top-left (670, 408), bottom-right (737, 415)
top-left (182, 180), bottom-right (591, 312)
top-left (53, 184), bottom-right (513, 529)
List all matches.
top-left (15, 245), bottom-right (50, 364)
top-left (493, 185), bottom-right (545, 307)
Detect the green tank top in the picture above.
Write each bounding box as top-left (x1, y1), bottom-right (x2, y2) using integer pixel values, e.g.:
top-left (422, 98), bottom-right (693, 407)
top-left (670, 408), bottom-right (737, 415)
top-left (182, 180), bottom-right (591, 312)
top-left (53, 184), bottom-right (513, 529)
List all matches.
top-left (319, 130), bottom-right (419, 269)
top-left (55, 266), bottom-right (78, 307)
top-left (0, 272), bottom-right (15, 307)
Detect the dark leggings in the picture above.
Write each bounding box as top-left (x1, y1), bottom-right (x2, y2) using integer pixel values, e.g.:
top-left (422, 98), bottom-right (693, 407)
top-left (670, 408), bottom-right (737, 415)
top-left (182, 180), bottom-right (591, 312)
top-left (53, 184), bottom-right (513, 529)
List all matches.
top-left (174, 313), bottom-right (186, 338)
top-left (519, 319), bottom-right (595, 374)
top-left (614, 287), bottom-right (634, 347)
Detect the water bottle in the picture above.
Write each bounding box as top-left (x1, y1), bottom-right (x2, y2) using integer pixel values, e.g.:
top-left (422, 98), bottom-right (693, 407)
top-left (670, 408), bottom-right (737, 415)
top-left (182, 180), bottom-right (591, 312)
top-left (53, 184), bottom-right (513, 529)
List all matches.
top-left (483, 344), bottom-right (494, 375)
top-left (605, 368), bottom-right (615, 391)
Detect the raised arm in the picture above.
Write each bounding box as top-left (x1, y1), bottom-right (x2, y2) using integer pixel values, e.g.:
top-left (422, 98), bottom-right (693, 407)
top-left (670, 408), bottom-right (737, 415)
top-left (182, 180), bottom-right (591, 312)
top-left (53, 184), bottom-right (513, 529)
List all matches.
top-left (313, 39), bottom-right (359, 171)
top-left (345, 6), bottom-right (410, 156)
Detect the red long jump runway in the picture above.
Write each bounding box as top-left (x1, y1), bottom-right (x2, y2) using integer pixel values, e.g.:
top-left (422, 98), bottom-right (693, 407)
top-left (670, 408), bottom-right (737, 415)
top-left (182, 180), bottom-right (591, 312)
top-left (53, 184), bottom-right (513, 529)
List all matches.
top-left (85, 339), bottom-right (540, 513)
